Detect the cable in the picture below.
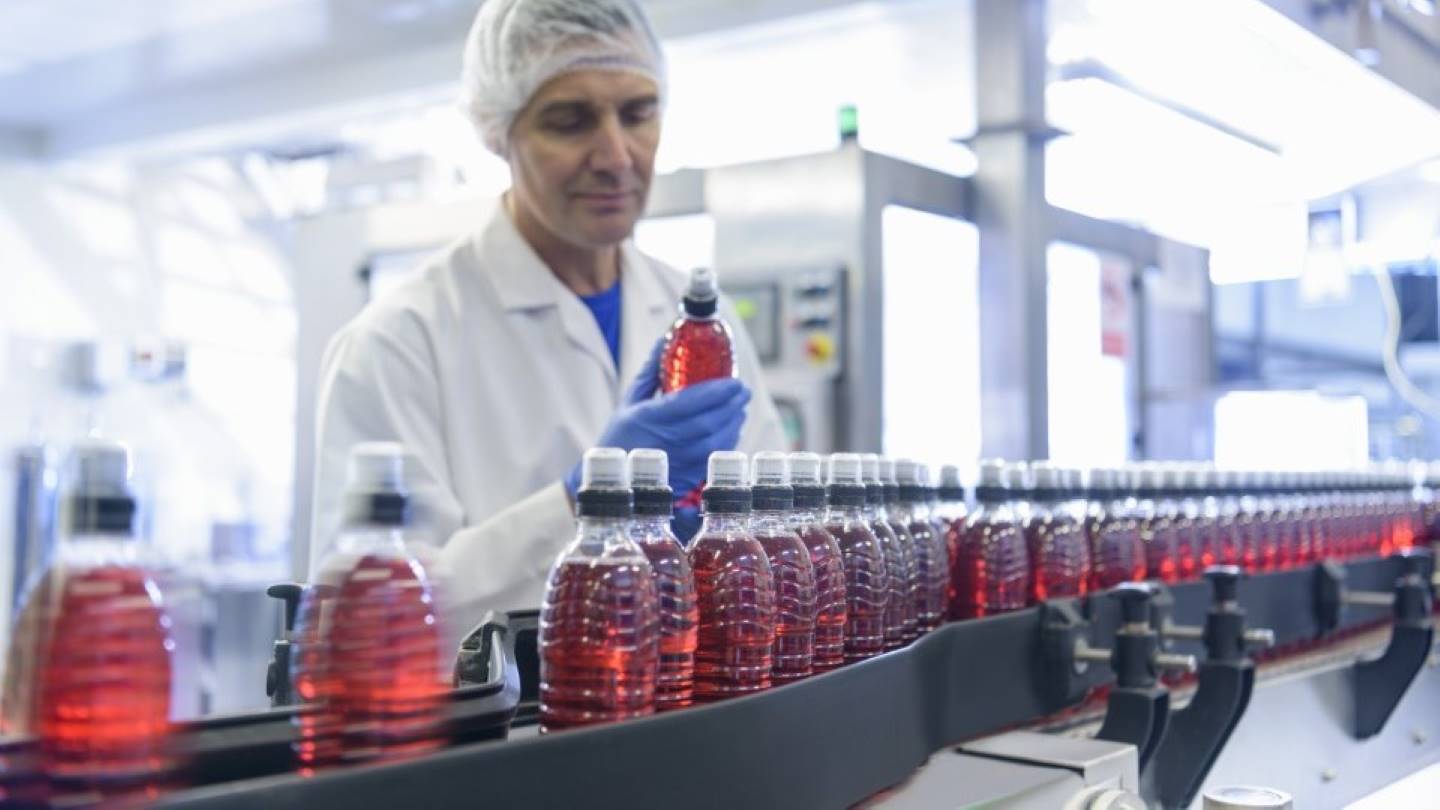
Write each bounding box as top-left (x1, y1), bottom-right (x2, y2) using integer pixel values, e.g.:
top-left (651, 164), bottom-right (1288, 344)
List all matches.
top-left (1369, 263), bottom-right (1440, 419)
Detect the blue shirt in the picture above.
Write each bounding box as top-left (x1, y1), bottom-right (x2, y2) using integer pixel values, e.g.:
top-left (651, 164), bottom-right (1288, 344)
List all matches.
top-left (579, 281), bottom-right (622, 369)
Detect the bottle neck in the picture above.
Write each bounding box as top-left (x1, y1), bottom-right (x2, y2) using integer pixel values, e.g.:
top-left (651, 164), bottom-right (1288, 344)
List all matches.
top-left (630, 513), bottom-right (674, 538)
top-left (826, 502), bottom-right (866, 524)
top-left (61, 532), bottom-right (139, 568)
top-left (751, 508), bottom-right (792, 535)
top-left (701, 511), bottom-right (751, 534)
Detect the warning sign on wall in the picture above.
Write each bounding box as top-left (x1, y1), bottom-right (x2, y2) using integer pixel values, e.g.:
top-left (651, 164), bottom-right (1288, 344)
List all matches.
top-left (1100, 257), bottom-right (1131, 358)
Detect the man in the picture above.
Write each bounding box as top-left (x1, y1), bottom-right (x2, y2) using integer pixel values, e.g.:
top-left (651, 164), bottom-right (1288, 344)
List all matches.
top-left (310, 0), bottom-right (786, 645)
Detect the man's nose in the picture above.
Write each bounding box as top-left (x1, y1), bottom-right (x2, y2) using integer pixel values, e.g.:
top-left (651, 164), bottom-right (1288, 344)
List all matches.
top-left (588, 115), bottom-right (634, 175)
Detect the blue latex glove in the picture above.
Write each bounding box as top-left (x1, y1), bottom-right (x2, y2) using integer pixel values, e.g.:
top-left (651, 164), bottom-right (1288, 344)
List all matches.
top-left (671, 504), bottom-right (702, 545)
top-left (565, 340), bottom-right (750, 498)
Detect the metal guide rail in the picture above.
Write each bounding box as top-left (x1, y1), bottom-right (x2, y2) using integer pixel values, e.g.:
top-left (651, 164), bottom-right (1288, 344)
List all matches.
top-left (1, 554), bottom-right (1428, 810)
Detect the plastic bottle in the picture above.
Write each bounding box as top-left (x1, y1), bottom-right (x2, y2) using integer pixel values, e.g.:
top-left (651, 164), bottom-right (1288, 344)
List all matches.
top-left (952, 460), bottom-right (1030, 618)
top-left (1024, 462), bottom-right (1091, 602)
top-left (690, 452), bottom-right (776, 700)
top-left (879, 457), bottom-right (921, 642)
top-left (934, 465), bottom-right (968, 613)
top-left (1, 439), bottom-right (176, 803)
top-left (895, 459), bottom-right (948, 634)
top-left (860, 454), bottom-right (909, 649)
top-left (1084, 467), bottom-right (1145, 591)
top-left (627, 449), bottom-right (697, 711)
top-left (786, 452), bottom-right (847, 674)
top-left (292, 443), bottom-right (450, 763)
top-left (749, 452), bottom-right (816, 684)
top-left (659, 267), bottom-right (735, 393)
top-left (1136, 465), bottom-right (1181, 584)
top-left (823, 454), bottom-right (887, 663)
top-left (1171, 465), bottom-right (1204, 582)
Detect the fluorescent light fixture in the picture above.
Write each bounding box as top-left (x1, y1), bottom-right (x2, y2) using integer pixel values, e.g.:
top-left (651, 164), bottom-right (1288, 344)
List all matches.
top-left (1048, 0), bottom-right (1440, 210)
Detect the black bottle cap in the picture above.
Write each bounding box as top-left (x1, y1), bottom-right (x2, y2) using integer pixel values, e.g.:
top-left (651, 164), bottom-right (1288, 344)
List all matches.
top-left (752, 484), bottom-right (794, 512)
top-left (577, 488), bottom-right (633, 519)
top-left (633, 486), bottom-right (673, 516)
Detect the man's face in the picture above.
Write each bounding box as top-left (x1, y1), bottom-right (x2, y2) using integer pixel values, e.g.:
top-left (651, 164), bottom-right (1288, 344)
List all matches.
top-left (506, 70), bottom-right (661, 250)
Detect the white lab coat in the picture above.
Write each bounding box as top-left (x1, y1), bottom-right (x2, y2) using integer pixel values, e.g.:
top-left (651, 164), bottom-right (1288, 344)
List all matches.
top-left (310, 198), bottom-right (786, 649)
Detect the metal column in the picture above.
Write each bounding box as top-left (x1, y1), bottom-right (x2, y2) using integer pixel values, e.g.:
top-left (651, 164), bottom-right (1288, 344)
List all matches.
top-left (972, 0), bottom-right (1051, 460)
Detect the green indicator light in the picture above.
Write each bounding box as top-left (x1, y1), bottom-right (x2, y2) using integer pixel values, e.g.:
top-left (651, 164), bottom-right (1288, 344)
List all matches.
top-left (838, 104), bottom-right (859, 141)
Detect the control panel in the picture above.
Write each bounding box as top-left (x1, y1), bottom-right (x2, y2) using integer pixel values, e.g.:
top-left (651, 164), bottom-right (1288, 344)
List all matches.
top-left (720, 266), bottom-right (847, 452)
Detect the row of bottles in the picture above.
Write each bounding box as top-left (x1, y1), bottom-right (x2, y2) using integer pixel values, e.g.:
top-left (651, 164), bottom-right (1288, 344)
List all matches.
top-left (7, 438), bottom-right (1435, 800)
top-left (537, 449), bottom-right (958, 732)
top-left (941, 460), bottom-right (1433, 619)
top-left (1, 440), bottom-right (453, 805)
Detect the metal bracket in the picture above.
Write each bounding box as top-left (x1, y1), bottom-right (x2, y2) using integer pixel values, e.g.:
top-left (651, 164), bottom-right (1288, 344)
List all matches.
top-left (1148, 567), bottom-right (1267, 810)
top-left (1039, 597), bottom-right (1096, 707)
top-left (1354, 550), bottom-right (1435, 740)
top-left (1089, 583), bottom-right (1196, 771)
top-left (263, 583), bottom-right (304, 708)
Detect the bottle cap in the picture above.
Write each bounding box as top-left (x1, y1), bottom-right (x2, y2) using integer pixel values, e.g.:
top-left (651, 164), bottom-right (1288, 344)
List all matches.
top-left (1031, 461), bottom-right (1062, 490)
top-left (707, 451), bottom-right (748, 488)
top-left (939, 465), bottom-right (963, 489)
top-left (347, 442), bottom-right (408, 494)
top-left (64, 438), bottom-right (137, 535)
top-left (860, 453), bottom-right (881, 484)
top-left (581, 447), bottom-right (629, 491)
top-left (1139, 464), bottom-right (1164, 492)
top-left (682, 267), bottom-right (720, 317)
top-left (789, 452), bottom-right (824, 486)
top-left (878, 457), bottom-right (899, 486)
top-left (978, 459), bottom-right (1006, 488)
top-left (1002, 462), bottom-right (1030, 490)
top-left (70, 437), bottom-right (131, 498)
top-left (828, 453), bottom-right (864, 486)
top-left (1088, 467), bottom-right (1115, 492)
top-left (628, 448), bottom-right (668, 489)
top-left (895, 459), bottom-right (922, 486)
top-left (752, 451), bottom-right (790, 486)
top-left (629, 448), bottom-right (672, 515)
top-left (344, 442), bottom-right (413, 526)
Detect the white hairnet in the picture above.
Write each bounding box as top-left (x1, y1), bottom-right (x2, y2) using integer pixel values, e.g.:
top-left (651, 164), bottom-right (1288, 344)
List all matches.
top-left (460, 0), bottom-right (667, 156)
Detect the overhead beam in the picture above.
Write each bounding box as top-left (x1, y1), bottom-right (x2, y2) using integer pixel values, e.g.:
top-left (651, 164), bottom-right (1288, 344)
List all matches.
top-left (1261, 0), bottom-right (1440, 111)
top-left (31, 0), bottom-right (883, 161)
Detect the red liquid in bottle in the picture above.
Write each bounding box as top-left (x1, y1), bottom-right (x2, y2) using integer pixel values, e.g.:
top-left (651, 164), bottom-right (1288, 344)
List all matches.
top-left (905, 514), bottom-right (949, 633)
top-left (690, 521), bottom-right (776, 701)
top-left (870, 519), bottom-right (910, 649)
top-left (7, 564), bottom-right (175, 802)
top-left (632, 521), bottom-right (698, 711)
top-left (539, 559), bottom-right (660, 729)
top-left (1087, 515), bottom-right (1145, 591)
top-left (660, 317), bottom-right (735, 393)
top-left (886, 518), bottom-right (921, 641)
top-left (823, 508), bottom-right (888, 663)
top-left (952, 513), bottom-right (1030, 617)
top-left (1024, 501), bottom-right (1091, 602)
top-left (294, 553), bottom-right (447, 768)
top-left (752, 528), bottom-right (816, 684)
top-left (795, 524), bottom-right (848, 672)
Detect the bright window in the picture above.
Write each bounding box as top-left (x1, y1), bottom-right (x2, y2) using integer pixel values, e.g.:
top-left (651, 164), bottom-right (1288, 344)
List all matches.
top-left (1047, 241), bottom-right (1131, 467)
top-left (1214, 390), bottom-right (1369, 470)
top-left (880, 206), bottom-right (981, 472)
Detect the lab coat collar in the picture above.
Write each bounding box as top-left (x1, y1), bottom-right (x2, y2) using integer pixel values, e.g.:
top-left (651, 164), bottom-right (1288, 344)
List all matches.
top-left (478, 199), bottom-right (567, 312)
top-left (478, 196), bottom-right (670, 390)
